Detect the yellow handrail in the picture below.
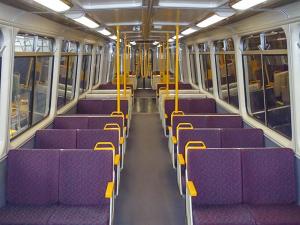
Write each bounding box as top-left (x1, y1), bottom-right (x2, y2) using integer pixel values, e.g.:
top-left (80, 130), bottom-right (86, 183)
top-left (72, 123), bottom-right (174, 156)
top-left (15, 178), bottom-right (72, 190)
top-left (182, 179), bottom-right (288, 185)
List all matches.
top-left (116, 26), bottom-right (121, 112)
top-left (94, 142), bottom-right (115, 151)
top-left (123, 35), bottom-right (127, 96)
top-left (166, 33), bottom-right (170, 96)
top-left (175, 25), bottom-right (179, 112)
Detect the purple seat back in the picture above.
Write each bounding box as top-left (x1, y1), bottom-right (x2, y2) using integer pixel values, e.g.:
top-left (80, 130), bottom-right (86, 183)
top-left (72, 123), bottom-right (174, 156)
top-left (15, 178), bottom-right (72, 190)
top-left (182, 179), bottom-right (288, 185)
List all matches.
top-left (165, 99), bottom-right (216, 127)
top-left (187, 149), bottom-right (242, 205)
top-left (76, 129), bottom-right (119, 153)
top-left (77, 99), bottom-right (128, 115)
top-left (53, 116), bottom-right (89, 129)
top-left (59, 149), bottom-right (113, 206)
top-left (221, 128), bottom-right (264, 148)
top-left (172, 115), bottom-right (243, 135)
top-left (178, 129), bottom-right (221, 156)
top-left (35, 129), bottom-right (77, 149)
top-left (88, 116), bottom-right (123, 131)
top-left (242, 148), bottom-right (296, 205)
top-left (156, 83), bottom-right (192, 96)
top-left (7, 149), bottom-right (59, 205)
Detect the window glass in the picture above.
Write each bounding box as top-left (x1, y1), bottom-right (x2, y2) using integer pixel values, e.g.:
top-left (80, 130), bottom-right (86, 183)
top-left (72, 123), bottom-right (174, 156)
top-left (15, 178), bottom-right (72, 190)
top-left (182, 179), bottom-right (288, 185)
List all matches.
top-left (80, 44), bottom-right (92, 93)
top-left (189, 45), bottom-right (198, 85)
top-left (11, 34), bottom-right (53, 138)
top-left (57, 40), bottom-right (78, 109)
top-left (198, 43), bottom-right (213, 93)
top-left (215, 38), bottom-right (239, 108)
top-left (242, 29), bottom-right (291, 138)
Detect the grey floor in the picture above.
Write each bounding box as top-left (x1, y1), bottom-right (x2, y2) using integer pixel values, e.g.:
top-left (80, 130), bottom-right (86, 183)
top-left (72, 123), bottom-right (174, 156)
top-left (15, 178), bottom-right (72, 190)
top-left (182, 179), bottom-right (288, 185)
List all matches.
top-left (114, 91), bottom-right (186, 225)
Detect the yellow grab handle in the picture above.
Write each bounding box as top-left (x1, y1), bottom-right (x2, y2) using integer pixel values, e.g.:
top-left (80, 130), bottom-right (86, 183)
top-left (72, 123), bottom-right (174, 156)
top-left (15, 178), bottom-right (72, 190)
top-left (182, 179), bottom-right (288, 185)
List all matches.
top-left (94, 142), bottom-right (115, 151)
top-left (105, 182), bottom-right (114, 199)
top-left (111, 111), bottom-right (124, 118)
top-left (114, 154), bottom-right (121, 166)
top-left (104, 123), bottom-right (120, 130)
top-left (177, 153), bottom-right (185, 165)
top-left (187, 181), bottom-right (197, 197)
top-left (184, 141), bottom-right (206, 161)
top-left (176, 123), bottom-right (194, 142)
top-left (171, 111), bottom-right (184, 117)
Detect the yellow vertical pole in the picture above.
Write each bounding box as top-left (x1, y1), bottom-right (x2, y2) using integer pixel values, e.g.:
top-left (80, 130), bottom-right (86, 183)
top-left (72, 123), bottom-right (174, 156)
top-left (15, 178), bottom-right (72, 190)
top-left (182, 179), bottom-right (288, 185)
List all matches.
top-left (116, 26), bottom-right (121, 112)
top-left (123, 35), bottom-right (127, 96)
top-left (175, 25), bottom-right (179, 112)
top-left (148, 48), bottom-right (151, 78)
top-left (144, 43), bottom-right (146, 78)
top-left (127, 43), bottom-right (130, 76)
top-left (159, 44), bottom-right (163, 78)
top-left (139, 46), bottom-right (143, 77)
top-left (166, 33), bottom-right (170, 95)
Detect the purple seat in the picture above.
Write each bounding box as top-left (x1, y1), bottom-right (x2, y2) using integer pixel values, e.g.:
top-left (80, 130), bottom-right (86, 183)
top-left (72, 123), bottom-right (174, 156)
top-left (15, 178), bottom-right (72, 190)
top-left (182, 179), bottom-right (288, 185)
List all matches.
top-left (88, 116), bottom-right (124, 136)
top-left (193, 205), bottom-right (255, 225)
top-left (156, 83), bottom-right (192, 96)
top-left (164, 99), bottom-right (217, 131)
top-left (76, 129), bottom-right (119, 154)
top-left (77, 99), bottom-right (128, 116)
top-left (221, 128), bottom-right (264, 148)
top-left (187, 148), bottom-right (242, 205)
top-left (59, 149), bottom-right (113, 206)
top-left (172, 114), bottom-right (243, 136)
top-left (0, 206), bottom-right (57, 225)
top-left (35, 129), bottom-right (77, 149)
top-left (242, 148), bottom-right (296, 205)
top-left (53, 116), bottom-right (89, 129)
top-left (6, 149), bottom-right (60, 206)
top-left (48, 205), bottom-right (110, 225)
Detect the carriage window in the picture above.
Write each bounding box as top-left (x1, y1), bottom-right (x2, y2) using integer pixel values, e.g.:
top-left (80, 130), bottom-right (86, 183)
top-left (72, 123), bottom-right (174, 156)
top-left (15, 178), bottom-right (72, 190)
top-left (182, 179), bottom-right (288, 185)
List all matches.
top-left (57, 40), bottom-right (78, 109)
top-left (189, 45), bottom-right (198, 85)
top-left (11, 34), bottom-right (53, 138)
top-left (80, 44), bottom-right (92, 93)
top-left (242, 29), bottom-right (291, 139)
top-left (93, 46), bottom-right (102, 86)
top-left (198, 43), bottom-right (213, 93)
top-left (215, 38), bottom-right (239, 108)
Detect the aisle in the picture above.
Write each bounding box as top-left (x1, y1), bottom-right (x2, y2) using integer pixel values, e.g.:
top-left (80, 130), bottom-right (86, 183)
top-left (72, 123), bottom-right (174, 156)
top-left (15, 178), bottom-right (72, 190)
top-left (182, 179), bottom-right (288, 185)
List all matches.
top-left (114, 91), bottom-right (186, 225)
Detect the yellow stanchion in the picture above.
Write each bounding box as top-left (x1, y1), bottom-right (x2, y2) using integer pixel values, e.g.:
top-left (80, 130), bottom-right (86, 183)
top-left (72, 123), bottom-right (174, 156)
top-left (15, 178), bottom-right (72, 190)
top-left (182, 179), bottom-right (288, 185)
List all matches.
top-left (116, 26), bottom-right (121, 113)
top-left (166, 33), bottom-right (170, 96)
top-left (123, 35), bottom-right (127, 96)
top-left (175, 25), bottom-right (179, 112)
top-left (159, 44), bottom-right (163, 79)
top-left (139, 46), bottom-right (143, 77)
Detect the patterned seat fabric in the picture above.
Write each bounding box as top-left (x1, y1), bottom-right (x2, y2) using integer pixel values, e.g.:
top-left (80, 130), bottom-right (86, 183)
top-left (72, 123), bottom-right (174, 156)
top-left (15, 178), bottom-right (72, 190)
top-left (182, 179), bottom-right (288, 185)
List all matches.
top-left (77, 99), bottom-right (128, 115)
top-left (35, 129), bottom-right (77, 149)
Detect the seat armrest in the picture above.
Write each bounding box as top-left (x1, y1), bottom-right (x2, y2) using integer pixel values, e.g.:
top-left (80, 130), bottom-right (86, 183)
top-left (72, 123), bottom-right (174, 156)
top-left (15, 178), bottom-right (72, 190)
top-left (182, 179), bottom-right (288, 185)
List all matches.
top-left (114, 154), bottom-right (120, 166)
top-left (187, 181), bottom-right (197, 197)
top-left (105, 182), bottom-right (114, 199)
top-left (177, 153), bottom-right (185, 165)
top-left (172, 136), bottom-right (177, 144)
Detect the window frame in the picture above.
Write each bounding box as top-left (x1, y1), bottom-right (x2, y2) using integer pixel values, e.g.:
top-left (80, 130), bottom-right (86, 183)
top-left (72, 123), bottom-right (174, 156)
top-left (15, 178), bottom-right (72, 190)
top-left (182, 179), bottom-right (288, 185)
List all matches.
top-left (11, 34), bottom-right (54, 139)
top-left (242, 29), bottom-right (291, 139)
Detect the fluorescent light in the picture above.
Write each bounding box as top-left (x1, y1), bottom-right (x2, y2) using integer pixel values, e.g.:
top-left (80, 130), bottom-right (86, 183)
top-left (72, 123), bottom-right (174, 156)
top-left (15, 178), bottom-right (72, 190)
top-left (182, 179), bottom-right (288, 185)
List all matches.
top-left (73, 16), bottom-right (99, 28)
top-left (153, 41), bottom-right (159, 45)
top-left (181, 28), bottom-right (197, 36)
top-left (168, 38), bottom-right (174, 43)
top-left (158, 2), bottom-right (222, 8)
top-left (130, 41), bottom-right (136, 45)
top-left (82, 2), bottom-right (142, 9)
top-left (33, 0), bottom-right (71, 12)
top-left (172, 35), bottom-right (183, 39)
top-left (157, 44), bottom-right (162, 48)
top-left (110, 35), bottom-right (117, 40)
top-left (196, 15), bottom-right (227, 28)
top-left (232, 0), bottom-right (267, 10)
top-left (97, 28), bottom-right (111, 36)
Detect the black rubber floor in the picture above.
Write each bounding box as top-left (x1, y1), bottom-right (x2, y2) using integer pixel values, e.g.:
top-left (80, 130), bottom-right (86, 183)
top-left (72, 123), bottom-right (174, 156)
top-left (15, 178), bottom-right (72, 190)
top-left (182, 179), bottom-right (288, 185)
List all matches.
top-left (114, 91), bottom-right (186, 225)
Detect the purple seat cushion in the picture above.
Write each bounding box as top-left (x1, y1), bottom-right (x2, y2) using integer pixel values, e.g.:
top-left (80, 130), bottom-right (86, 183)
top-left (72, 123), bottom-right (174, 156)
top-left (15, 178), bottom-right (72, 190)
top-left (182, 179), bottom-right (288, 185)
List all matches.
top-left (248, 205), bottom-right (300, 225)
top-left (53, 117), bottom-right (89, 129)
top-left (7, 150), bottom-right (59, 205)
top-left (242, 148), bottom-right (296, 205)
top-left (0, 206), bottom-right (56, 225)
top-left (178, 129), bottom-right (221, 156)
top-left (192, 205), bottom-right (256, 225)
top-left (35, 129), bottom-right (77, 149)
top-left (187, 149), bottom-right (242, 205)
top-left (48, 205), bottom-right (110, 225)
top-left (59, 150), bottom-right (113, 206)
top-left (76, 130), bottom-right (119, 154)
top-left (221, 128), bottom-right (264, 148)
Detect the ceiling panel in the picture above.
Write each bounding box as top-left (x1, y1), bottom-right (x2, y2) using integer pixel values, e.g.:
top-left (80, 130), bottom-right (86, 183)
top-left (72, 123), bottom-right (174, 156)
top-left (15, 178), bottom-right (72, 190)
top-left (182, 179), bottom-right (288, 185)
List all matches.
top-left (76, 0), bottom-right (143, 9)
top-left (157, 0), bottom-right (228, 8)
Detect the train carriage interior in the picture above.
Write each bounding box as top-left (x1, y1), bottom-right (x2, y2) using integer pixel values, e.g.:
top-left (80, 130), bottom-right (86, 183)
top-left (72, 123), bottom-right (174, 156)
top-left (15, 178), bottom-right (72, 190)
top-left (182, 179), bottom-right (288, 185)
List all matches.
top-left (0, 0), bottom-right (300, 225)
